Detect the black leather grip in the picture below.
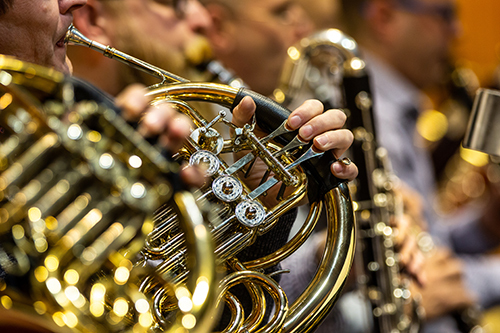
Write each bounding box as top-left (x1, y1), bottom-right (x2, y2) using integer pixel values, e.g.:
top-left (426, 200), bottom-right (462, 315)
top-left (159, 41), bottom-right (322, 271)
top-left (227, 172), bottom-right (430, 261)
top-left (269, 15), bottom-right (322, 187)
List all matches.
top-left (231, 88), bottom-right (344, 200)
top-left (231, 88), bottom-right (296, 143)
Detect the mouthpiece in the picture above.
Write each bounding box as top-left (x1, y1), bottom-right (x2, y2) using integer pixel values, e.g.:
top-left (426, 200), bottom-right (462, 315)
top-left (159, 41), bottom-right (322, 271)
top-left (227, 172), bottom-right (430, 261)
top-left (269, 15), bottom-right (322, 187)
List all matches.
top-left (65, 24), bottom-right (94, 48)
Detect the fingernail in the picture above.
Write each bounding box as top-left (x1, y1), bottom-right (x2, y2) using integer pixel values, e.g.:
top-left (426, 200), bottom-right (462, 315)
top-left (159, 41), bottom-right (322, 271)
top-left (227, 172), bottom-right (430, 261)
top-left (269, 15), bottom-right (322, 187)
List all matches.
top-left (333, 161), bottom-right (343, 174)
top-left (301, 125), bottom-right (313, 139)
top-left (288, 115), bottom-right (302, 129)
top-left (315, 135), bottom-right (328, 147)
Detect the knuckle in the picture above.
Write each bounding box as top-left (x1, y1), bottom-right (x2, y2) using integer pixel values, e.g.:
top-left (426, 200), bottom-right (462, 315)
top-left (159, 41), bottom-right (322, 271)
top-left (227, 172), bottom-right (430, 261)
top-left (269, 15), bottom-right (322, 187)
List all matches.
top-left (304, 99), bottom-right (324, 114)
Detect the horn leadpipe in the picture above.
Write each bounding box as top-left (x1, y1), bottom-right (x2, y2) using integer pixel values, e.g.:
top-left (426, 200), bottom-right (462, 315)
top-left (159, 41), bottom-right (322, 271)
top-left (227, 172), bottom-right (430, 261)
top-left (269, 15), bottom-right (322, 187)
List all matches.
top-left (65, 24), bottom-right (189, 85)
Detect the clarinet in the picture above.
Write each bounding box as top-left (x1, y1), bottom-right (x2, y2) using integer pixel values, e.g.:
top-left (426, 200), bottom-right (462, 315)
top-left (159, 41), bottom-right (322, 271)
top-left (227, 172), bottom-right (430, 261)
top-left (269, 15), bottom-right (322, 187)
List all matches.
top-left (276, 29), bottom-right (423, 332)
top-left (199, 59), bottom-right (247, 88)
top-left (344, 70), bottom-right (423, 333)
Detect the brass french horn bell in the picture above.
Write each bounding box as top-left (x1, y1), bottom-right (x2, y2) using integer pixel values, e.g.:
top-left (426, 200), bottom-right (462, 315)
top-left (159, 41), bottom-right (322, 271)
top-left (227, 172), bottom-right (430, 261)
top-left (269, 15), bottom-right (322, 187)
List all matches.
top-left (0, 55), bottom-right (217, 333)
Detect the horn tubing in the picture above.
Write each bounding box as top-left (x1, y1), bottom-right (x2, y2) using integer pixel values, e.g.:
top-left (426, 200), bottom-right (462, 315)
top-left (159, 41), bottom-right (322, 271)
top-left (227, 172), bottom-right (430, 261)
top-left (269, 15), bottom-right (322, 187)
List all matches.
top-left (284, 183), bottom-right (356, 333)
top-left (65, 24), bottom-right (189, 84)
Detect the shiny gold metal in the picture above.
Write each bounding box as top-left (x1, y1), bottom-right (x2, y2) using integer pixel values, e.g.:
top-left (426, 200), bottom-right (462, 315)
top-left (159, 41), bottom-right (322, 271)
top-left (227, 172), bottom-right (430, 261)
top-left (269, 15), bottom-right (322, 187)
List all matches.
top-left (64, 26), bottom-right (356, 333)
top-left (283, 185), bottom-right (355, 333)
top-left (276, 28), bottom-right (366, 108)
top-left (0, 55), bottom-right (217, 333)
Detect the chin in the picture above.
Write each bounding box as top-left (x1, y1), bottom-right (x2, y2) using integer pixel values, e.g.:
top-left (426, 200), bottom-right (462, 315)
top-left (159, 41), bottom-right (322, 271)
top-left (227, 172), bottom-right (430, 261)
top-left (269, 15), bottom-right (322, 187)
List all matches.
top-left (53, 58), bottom-right (71, 75)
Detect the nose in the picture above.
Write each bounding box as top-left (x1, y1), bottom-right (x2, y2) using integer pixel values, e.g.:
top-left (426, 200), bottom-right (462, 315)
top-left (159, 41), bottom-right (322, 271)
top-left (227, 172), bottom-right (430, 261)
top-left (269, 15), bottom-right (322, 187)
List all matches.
top-left (59, 0), bottom-right (87, 14)
top-left (292, 6), bottom-right (314, 41)
top-left (185, 0), bottom-right (213, 33)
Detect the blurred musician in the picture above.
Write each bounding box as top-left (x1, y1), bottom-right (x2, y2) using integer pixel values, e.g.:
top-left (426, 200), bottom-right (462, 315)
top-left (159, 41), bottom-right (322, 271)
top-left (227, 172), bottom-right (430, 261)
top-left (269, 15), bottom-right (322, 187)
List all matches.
top-left (337, 0), bottom-right (500, 331)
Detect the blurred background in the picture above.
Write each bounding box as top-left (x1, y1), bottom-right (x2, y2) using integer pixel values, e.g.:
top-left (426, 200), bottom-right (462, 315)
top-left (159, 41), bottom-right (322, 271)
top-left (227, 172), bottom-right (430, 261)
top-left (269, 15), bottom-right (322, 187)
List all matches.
top-left (455, 0), bottom-right (500, 87)
top-left (442, 0), bottom-right (500, 330)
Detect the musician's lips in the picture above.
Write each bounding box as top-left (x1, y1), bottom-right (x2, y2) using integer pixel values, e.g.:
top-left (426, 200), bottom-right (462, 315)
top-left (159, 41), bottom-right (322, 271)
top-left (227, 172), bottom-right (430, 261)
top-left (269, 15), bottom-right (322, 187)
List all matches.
top-left (56, 34), bottom-right (66, 48)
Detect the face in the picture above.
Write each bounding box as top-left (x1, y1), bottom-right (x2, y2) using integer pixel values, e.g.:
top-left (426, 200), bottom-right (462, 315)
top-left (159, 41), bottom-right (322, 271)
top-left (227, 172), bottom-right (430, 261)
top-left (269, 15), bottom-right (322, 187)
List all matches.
top-left (391, 0), bottom-right (459, 89)
top-left (297, 0), bottom-right (339, 30)
top-left (0, 0), bottom-right (87, 73)
top-left (207, 0), bottom-right (313, 96)
top-left (102, 0), bottom-right (212, 85)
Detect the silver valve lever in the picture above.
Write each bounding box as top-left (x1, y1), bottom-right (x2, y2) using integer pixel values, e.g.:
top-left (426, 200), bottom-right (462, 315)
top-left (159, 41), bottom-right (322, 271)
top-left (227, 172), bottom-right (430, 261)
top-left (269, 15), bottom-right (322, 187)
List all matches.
top-left (285, 146), bottom-right (325, 171)
top-left (274, 135), bottom-right (309, 158)
top-left (247, 146), bottom-right (325, 200)
top-left (203, 110), bottom-right (226, 131)
top-left (260, 120), bottom-right (294, 144)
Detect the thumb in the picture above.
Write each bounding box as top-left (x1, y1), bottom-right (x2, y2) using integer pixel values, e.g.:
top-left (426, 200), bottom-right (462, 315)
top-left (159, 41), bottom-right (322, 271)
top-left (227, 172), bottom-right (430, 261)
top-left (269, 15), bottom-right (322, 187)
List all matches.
top-left (232, 96), bottom-right (256, 127)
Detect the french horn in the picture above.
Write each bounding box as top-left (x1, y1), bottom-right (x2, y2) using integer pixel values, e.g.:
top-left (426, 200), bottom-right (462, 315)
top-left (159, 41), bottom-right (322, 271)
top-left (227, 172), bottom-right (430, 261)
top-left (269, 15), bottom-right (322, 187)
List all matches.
top-left (0, 56), bottom-right (217, 332)
top-left (64, 25), bottom-right (356, 333)
top-left (464, 88), bottom-right (500, 157)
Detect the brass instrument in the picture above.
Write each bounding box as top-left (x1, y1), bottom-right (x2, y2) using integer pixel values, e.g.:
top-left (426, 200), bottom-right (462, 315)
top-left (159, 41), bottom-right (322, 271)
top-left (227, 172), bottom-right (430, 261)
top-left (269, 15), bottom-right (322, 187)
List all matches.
top-left (421, 66), bottom-right (490, 216)
top-left (464, 88), bottom-right (500, 157)
top-left (65, 25), bottom-right (356, 333)
top-left (0, 56), bottom-right (217, 332)
top-left (274, 29), bottom-right (364, 109)
top-left (277, 29), bottom-right (422, 332)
